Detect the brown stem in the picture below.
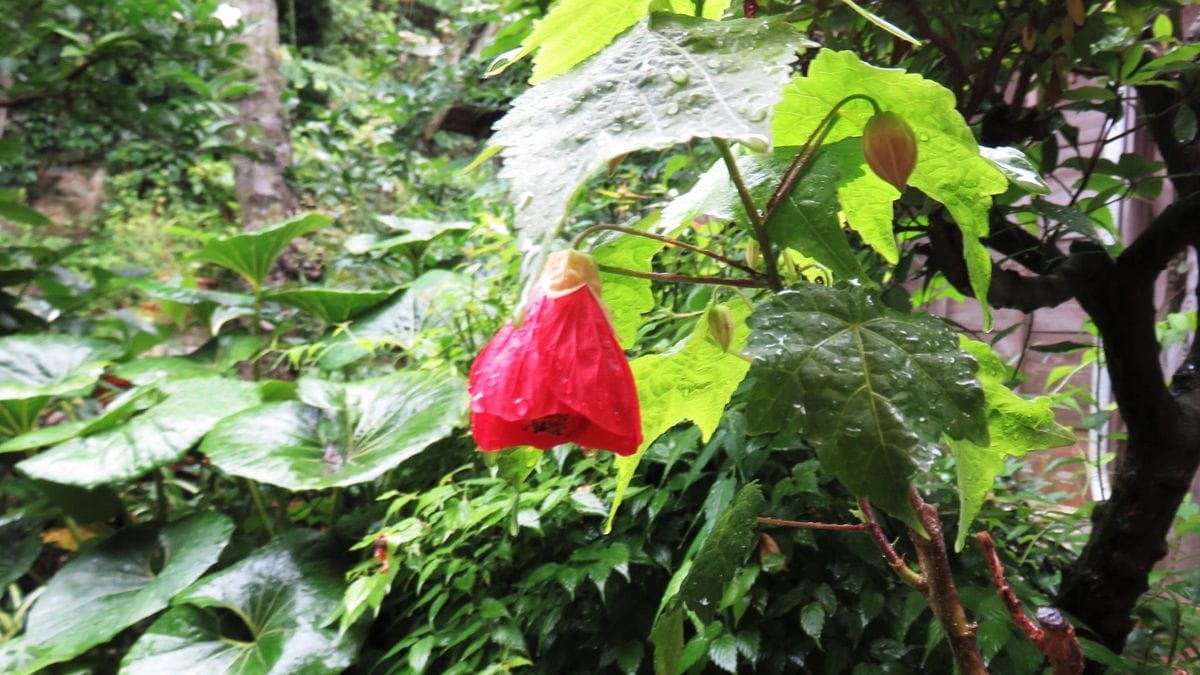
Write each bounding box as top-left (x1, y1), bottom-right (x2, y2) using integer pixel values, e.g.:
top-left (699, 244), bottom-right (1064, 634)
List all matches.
top-left (714, 138), bottom-right (782, 291)
top-left (858, 498), bottom-right (926, 590)
top-left (571, 223), bottom-right (763, 277)
top-left (596, 264), bottom-right (770, 289)
top-left (907, 488), bottom-right (987, 675)
top-left (978, 532), bottom-right (1085, 675)
top-left (756, 516), bottom-right (869, 531)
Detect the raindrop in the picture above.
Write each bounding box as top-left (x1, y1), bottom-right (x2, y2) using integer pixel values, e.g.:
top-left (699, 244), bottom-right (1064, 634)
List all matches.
top-left (667, 66), bottom-right (689, 85)
top-left (748, 108), bottom-right (767, 123)
top-left (665, 102), bottom-right (680, 115)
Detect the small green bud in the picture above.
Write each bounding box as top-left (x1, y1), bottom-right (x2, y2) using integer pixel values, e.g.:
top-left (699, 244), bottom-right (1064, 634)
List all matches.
top-left (707, 304), bottom-right (735, 352)
top-left (745, 240), bottom-right (761, 270)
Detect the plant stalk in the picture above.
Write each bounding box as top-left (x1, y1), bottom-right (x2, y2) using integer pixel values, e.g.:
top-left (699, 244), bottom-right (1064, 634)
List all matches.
top-left (713, 138), bottom-right (782, 291)
top-left (246, 479), bottom-right (276, 538)
top-left (597, 264), bottom-right (770, 289)
top-left (571, 223), bottom-right (763, 277)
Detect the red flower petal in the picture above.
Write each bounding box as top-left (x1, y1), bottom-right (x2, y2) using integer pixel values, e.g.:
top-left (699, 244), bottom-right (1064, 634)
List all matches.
top-left (469, 286), bottom-right (642, 456)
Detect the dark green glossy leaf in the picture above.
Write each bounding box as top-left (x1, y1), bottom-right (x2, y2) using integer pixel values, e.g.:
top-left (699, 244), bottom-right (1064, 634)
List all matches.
top-left (0, 513), bottom-right (233, 675)
top-left (0, 335), bottom-right (123, 400)
top-left (17, 378), bottom-right (261, 487)
top-left (800, 602), bottom-right (825, 641)
top-left (492, 14), bottom-right (803, 239)
top-left (681, 483), bottom-right (764, 622)
top-left (763, 149), bottom-right (866, 281)
top-left (202, 369), bottom-right (467, 490)
top-left (744, 284), bottom-right (986, 527)
top-left (0, 387), bottom-right (155, 453)
top-left (263, 287), bottom-right (393, 323)
top-left (0, 514), bottom-right (43, 588)
top-left (318, 270), bottom-right (472, 369)
top-left (190, 212), bottom-right (331, 290)
top-left (122, 530), bottom-right (362, 675)
top-left (708, 633), bottom-right (738, 674)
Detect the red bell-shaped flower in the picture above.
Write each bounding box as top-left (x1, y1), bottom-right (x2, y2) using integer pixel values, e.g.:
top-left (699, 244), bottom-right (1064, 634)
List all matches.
top-left (469, 250), bottom-right (642, 456)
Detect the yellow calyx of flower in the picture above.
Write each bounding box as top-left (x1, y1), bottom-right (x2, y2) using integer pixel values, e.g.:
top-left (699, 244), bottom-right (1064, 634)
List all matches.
top-left (540, 250), bottom-right (602, 298)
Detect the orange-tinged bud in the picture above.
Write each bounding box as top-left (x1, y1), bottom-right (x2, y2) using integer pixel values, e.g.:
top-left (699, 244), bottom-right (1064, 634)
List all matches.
top-left (862, 111), bottom-right (918, 192)
top-left (707, 304), bottom-right (734, 352)
top-left (540, 250), bottom-right (601, 298)
top-left (1066, 0), bottom-right (1085, 27)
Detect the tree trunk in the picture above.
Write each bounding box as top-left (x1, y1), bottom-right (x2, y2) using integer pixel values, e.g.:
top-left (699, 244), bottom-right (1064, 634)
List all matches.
top-left (231, 0), bottom-right (296, 229)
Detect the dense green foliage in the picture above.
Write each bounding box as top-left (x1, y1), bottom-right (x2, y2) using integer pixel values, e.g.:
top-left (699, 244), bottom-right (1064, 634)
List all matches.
top-left (2, 0), bottom-right (1199, 673)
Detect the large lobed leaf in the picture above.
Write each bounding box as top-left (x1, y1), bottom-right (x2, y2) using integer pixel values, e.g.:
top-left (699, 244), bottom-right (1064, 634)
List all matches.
top-left (201, 369), bottom-right (468, 490)
top-left (773, 50), bottom-right (1008, 327)
top-left (948, 338), bottom-right (1075, 551)
top-left (17, 377), bottom-right (262, 487)
top-left (190, 212), bottom-right (331, 291)
top-left (0, 513), bottom-right (233, 675)
top-left (604, 300), bottom-right (752, 532)
top-left (122, 530), bottom-right (362, 675)
top-left (263, 287), bottom-right (393, 324)
top-left (744, 284), bottom-right (987, 528)
top-left (492, 13), bottom-right (803, 241)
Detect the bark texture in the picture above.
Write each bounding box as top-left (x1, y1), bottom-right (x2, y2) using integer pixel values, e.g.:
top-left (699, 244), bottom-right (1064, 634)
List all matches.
top-left (232, 0), bottom-right (296, 229)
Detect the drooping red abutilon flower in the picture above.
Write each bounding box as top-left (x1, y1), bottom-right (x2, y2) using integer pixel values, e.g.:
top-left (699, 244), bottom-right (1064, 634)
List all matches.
top-left (469, 250), bottom-right (643, 456)
top-left (862, 111), bottom-right (918, 192)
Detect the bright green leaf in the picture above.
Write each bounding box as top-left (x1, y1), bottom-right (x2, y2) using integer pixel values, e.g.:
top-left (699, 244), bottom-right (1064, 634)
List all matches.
top-left (1, 387), bottom-right (155, 453)
top-left (202, 369), bottom-right (467, 490)
top-left (121, 530), bottom-right (363, 675)
top-left (680, 483), bottom-right (765, 622)
top-left (604, 301), bottom-right (752, 532)
top-left (190, 212), bottom-right (331, 290)
top-left (949, 338), bottom-right (1076, 550)
top-left (492, 14), bottom-right (802, 241)
top-left (774, 50), bottom-right (1007, 327)
top-left (17, 378), bottom-right (261, 487)
top-left (744, 284), bottom-right (987, 528)
top-left (0, 513), bottom-right (233, 675)
top-left (707, 633), bottom-right (738, 673)
top-left (591, 214), bottom-right (665, 348)
top-left (494, 0), bottom-right (652, 83)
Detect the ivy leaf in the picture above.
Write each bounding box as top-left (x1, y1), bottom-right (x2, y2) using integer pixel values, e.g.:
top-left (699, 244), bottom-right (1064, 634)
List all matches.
top-left (604, 301), bottom-right (752, 533)
top-left (190, 212), bottom-right (331, 291)
top-left (949, 338), bottom-right (1076, 551)
top-left (0, 513), bottom-right (233, 675)
top-left (773, 50), bottom-right (1007, 327)
top-left (121, 530), bottom-right (363, 675)
top-left (744, 284), bottom-right (987, 528)
top-left (680, 483), bottom-right (765, 622)
top-left (591, 214), bottom-right (665, 348)
top-left (492, 14), bottom-right (803, 241)
top-left (17, 378), bottom-right (261, 488)
top-left (201, 369), bottom-right (468, 490)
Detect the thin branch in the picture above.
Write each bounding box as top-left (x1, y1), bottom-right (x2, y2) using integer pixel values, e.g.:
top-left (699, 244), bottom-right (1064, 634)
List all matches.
top-left (713, 138), bottom-right (782, 290)
top-left (858, 498), bottom-right (926, 590)
top-left (978, 532), bottom-right (1084, 675)
top-left (756, 516), bottom-right (870, 531)
top-left (571, 223), bottom-right (763, 277)
top-left (0, 55), bottom-right (103, 109)
top-left (597, 264), bottom-right (770, 289)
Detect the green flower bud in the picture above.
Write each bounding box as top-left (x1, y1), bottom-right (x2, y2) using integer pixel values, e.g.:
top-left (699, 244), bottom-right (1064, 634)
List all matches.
top-left (707, 304), bottom-right (734, 353)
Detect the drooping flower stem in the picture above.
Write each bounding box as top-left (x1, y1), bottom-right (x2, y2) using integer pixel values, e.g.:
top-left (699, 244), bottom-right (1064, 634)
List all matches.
top-left (713, 137), bottom-right (782, 291)
top-left (597, 264), bottom-right (770, 289)
top-left (765, 93), bottom-right (881, 221)
top-left (570, 223), bottom-right (763, 278)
